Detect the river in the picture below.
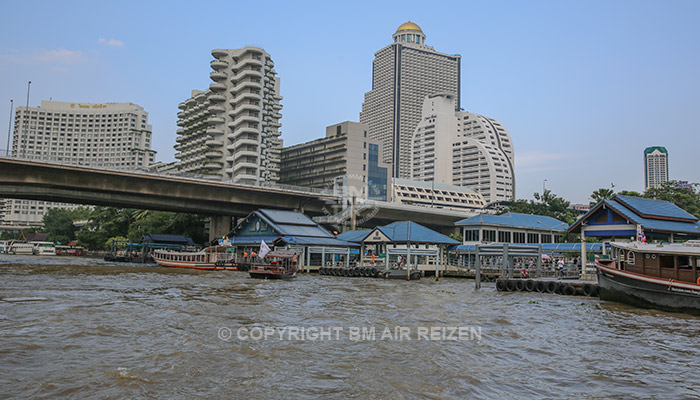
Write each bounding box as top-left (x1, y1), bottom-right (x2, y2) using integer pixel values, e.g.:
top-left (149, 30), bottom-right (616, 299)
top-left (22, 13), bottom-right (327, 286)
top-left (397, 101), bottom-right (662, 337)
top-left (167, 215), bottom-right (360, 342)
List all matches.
top-left (1, 254), bottom-right (698, 399)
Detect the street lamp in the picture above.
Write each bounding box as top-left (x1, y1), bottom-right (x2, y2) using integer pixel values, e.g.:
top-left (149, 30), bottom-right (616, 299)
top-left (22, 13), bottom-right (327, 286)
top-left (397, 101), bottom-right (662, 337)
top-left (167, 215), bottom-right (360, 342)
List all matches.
top-left (543, 179), bottom-right (548, 194)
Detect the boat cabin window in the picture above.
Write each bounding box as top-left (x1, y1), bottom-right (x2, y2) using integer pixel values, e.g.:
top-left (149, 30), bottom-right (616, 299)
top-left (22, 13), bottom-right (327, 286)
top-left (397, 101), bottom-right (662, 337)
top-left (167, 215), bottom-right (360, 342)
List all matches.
top-left (660, 255), bottom-right (674, 268)
top-left (626, 251), bottom-right (635, 265)
top-left (678, 255), bottom-right (691, 269)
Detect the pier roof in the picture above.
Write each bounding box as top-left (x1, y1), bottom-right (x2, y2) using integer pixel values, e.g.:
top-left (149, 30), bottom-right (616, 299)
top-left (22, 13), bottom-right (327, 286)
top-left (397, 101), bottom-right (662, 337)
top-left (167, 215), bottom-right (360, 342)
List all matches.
top-left (456, 212), bottom-right (569, 231)
top-left (569, 195), bottom-right (700, 238)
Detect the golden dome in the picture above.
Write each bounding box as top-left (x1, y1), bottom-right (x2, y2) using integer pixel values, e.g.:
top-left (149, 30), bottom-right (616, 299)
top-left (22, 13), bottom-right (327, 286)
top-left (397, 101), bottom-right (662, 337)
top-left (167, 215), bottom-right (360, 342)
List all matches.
top-left (395, 21), bottom-right (423, 33)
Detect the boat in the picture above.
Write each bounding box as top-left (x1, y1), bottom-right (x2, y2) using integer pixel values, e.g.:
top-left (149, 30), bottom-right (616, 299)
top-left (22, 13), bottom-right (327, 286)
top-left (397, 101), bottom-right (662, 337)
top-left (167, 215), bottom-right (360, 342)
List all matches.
top-left (249, 250), bottom-right (299, 280)
top-left (30, 241), bottom-right (57, 256)
top-left (151, 246), bottom-right (237, 270)
top-left (7, 241), bottom-right (34, 255)
top-left (55, 245), bottom-right (86, 256)
top-left (0, 240), bottom-right (8, 254)
top-left (595, 241), bottom-right (700, 314)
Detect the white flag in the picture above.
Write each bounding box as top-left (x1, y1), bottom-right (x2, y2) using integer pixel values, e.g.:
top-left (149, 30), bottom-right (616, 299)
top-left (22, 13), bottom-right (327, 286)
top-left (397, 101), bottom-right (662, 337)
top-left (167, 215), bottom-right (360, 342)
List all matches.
top-left (259, 240), bottom-right (271, 258)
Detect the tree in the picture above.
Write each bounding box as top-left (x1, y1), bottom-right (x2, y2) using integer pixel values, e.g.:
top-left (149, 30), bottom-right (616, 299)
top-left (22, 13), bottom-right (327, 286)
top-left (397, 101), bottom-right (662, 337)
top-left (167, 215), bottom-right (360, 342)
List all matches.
top-left (589, 188), bottom-right (615, 207)
top-left (42, 208), bottom-right (76, 244)
top-left (504, 189), bottom-right (579, 225)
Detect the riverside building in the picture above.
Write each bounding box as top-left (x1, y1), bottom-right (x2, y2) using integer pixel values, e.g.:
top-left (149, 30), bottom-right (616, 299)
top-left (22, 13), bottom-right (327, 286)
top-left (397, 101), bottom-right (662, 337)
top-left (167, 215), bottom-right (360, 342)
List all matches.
top-left (170, 47), bottom-right (283, 184)
top-left (644, 146), bottom-right (668, 190)
top-left (360, 21), bottom-right (460, 179)
top-left (2, 100), bottom-right (155, 226)
top-left (279, 122), bottom-right (391, 201)
top-left (411, 93), bottom-right (514, 203)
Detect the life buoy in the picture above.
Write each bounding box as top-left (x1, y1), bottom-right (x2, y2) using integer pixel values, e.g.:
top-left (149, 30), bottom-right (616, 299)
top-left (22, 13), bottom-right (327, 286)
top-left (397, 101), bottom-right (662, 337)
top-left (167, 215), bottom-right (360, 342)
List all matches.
top-left (696, 276), bottom-right (700, 286)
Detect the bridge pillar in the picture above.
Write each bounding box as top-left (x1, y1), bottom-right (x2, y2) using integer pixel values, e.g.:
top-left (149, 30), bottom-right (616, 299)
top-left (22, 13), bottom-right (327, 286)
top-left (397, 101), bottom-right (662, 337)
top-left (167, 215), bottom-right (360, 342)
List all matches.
top-left (209, 215), bottom-right (232, 242)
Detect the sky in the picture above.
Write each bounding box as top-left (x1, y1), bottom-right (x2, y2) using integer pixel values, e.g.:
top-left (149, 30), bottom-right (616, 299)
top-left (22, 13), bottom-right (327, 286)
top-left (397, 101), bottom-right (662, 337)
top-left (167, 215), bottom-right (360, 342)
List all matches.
top-left (1, 0), bottom-right (699, 204)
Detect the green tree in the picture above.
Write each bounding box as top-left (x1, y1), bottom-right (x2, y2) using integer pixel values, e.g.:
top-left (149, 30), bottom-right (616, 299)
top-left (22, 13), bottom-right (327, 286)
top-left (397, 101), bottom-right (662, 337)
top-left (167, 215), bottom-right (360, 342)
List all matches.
top-left (504, 189), bottom-right (579, 225)
top-left (589, 188), bottom-right (615, 207)
top-left (42, 208), bottom-right (77, 244)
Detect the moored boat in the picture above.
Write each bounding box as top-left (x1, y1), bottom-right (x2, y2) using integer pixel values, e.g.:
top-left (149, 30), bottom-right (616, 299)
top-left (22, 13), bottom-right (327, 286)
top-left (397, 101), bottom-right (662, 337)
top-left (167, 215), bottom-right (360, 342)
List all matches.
top-left (596, 241), bottom-right (700, 314)
top-left (55, 245), bottom-right (86, 256)
top-left (151, 246), bottom-right (237, 270)
top-left (249, 250), bottom-right (299, 280)
top-left (30, 241), bottom-right (57, 256)
top-left (7, 241), bottom-right (34, 255)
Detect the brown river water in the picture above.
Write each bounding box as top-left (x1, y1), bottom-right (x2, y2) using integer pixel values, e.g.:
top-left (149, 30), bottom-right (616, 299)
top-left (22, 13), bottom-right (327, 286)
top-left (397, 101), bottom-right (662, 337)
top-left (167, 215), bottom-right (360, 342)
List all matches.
top-left (1, 254), bottom-right (699, 399)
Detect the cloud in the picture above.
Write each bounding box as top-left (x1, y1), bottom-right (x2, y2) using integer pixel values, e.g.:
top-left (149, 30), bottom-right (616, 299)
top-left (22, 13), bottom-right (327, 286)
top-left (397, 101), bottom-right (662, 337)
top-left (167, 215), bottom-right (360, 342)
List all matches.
top-left (0, 48), bottom-right (85, 65)
top-left (99, 38), bottom-right (125, 47)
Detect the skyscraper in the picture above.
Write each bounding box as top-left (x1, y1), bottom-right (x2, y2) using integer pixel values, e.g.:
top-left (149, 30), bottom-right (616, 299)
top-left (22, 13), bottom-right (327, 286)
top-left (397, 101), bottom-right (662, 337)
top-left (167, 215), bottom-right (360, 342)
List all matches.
top-left (360, 21), bottom-right (460, 179)
top-left (644, 146), bottom-right (669, 190)
top-left (411, 94), bottom-right (514, 203)
top-left (2, 100), bottom-right (154, 226)
top-left (171, 47), bottom-right (283, 184)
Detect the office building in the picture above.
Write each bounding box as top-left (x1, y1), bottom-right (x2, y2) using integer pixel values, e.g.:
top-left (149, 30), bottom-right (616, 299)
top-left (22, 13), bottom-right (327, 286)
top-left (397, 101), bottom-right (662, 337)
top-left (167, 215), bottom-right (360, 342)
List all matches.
top-left (411, 94), bottom-right (514, 203)
top-left (2, 100), bottom-right (155, 226)
top-left (391, 178), bottom-right (485, 212)
top-left (171, 47), bottom-right (283, 184)
top-left (280, 122), bottom-right (391, 201)
top-left (360, 21), bottom-right (460, 179)
top-left (644, 146), bottom-right (668, 190)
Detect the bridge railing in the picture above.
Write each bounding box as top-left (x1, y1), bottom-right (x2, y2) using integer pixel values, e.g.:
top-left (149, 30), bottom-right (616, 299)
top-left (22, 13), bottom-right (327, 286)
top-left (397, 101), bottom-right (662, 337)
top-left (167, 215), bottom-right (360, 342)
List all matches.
top-left (0, 154), bottom-right (337, 197)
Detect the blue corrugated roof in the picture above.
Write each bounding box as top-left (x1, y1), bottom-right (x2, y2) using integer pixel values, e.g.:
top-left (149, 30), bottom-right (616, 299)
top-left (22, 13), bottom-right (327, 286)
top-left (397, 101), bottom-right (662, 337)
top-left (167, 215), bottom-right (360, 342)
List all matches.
top-left (455, 213), bottom-right (568, 231)
top-left (255, 210), bottom-right (335, 238)
top-left (277, 236), bottom-right (360, 247)
top-left (336, 229), bottom-right (372, 243)
top-left (449, 243), bottom-right (603, 252)
top-left (375, 221), bottom-right (459, 244)
top-left (259, 209), bottom-right (318, 226)
top-left (614, 195), bottom-right (698, 221)
top-left (604, 200), bottom-right (700, 236)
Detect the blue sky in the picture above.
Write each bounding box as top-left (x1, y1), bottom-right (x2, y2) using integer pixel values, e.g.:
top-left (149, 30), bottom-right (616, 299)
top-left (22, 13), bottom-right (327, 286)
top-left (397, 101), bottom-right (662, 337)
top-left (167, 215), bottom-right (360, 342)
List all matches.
top-left (1, 0), bottom-right (699, 204)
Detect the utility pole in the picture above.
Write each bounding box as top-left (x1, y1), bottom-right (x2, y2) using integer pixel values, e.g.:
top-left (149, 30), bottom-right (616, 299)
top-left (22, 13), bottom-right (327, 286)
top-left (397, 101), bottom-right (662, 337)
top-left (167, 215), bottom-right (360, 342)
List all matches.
top-left (22, 81), bottom-right (31, 158)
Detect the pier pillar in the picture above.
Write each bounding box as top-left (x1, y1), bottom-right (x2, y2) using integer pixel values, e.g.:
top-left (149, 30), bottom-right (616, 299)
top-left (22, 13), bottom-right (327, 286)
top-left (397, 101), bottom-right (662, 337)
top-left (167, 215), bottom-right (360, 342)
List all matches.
top-left (209, 215), bottom-right (232, 242)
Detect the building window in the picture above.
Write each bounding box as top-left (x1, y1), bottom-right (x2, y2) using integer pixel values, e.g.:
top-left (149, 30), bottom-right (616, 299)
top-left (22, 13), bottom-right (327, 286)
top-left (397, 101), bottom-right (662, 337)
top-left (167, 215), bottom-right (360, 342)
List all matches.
top-left (513, 232), bottom-right (525, 243)
top-left (464, 229), bottom-right (478, 242)
top-left (527, 233), bottom-right (539, 243)
top-left (483, 230), bottom-right (496, 242)
top-left (498, 231), bottom-right (511, 243)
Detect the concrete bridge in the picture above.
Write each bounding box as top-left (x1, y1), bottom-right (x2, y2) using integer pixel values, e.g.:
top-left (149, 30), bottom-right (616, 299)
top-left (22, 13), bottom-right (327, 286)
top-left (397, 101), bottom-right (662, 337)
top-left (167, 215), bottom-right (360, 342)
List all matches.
top-left (0, 158), bottom-right (468, 240)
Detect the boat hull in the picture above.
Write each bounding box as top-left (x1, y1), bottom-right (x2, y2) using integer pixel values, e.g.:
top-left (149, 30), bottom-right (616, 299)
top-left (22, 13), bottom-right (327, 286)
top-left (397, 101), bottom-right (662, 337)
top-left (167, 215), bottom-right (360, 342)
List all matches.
top-left (152, 260), bottom-right (238, 271)
top-left (596, 264), bottom-right (700, 315)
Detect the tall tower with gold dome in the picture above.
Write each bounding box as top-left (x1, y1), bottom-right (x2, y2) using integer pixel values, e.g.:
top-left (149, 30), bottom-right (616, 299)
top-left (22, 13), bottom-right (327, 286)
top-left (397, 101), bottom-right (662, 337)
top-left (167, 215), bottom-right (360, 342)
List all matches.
top-left (360, 21), bottom-right (460, 179)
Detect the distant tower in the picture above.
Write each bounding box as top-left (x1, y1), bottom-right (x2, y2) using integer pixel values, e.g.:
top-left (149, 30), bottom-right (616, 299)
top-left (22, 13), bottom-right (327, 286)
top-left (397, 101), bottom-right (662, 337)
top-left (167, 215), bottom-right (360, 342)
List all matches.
top-left (644, 146), bottom-right (669, 190)
top-left (360, 21), bottom-right (460, 179)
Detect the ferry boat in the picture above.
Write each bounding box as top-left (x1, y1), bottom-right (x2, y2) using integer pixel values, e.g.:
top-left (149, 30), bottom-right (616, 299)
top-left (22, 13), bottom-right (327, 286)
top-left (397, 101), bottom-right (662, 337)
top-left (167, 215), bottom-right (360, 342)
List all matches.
top-left (30, 241), bottom-right (57, 256)
top-left (0, 240), bottom-right (9, 254)
top-left (249, 250), bottom-right (299, 280)
top-left (596, 241), bottom-right (700, 314)
top-left (151, 246), bottom-right (237, 270)
top-left (55, 245), bottom-right (86, 256)
top-left (7, 241), bottom-right (35, 255)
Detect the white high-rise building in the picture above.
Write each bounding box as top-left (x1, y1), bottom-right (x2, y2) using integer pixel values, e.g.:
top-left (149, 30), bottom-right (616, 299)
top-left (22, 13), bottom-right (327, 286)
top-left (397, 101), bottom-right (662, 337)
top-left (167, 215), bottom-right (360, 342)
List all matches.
top-left (360, 21), bottom-right (460, 179)
top-left (171, 47), bottom-right (283, 184)
top-left (644, 146), bottom-right (669, 191)
top-left (2, 100), bottom-right (155, 226)
top-left (411, 94), bottom-right (515, 204)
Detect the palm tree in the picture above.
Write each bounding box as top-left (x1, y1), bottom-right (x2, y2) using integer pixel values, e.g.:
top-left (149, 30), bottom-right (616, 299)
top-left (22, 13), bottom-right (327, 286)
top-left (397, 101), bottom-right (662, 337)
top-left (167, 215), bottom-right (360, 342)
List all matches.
top-left (590, 188), bottom-right (615, 207)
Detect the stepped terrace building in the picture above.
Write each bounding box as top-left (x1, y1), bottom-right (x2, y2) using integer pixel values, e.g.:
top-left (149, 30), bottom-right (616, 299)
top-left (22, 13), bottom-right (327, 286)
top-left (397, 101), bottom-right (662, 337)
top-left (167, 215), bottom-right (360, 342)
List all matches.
top-left (172, 47), bottom-right (283, 184)
top-left (360, 21), bottom-right (460, 179)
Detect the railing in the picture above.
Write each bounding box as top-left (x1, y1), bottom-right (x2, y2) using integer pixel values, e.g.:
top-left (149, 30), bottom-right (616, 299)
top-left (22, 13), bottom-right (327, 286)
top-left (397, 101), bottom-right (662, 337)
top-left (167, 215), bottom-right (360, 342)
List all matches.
top-left (0, 154), bottom-right (337, 197)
